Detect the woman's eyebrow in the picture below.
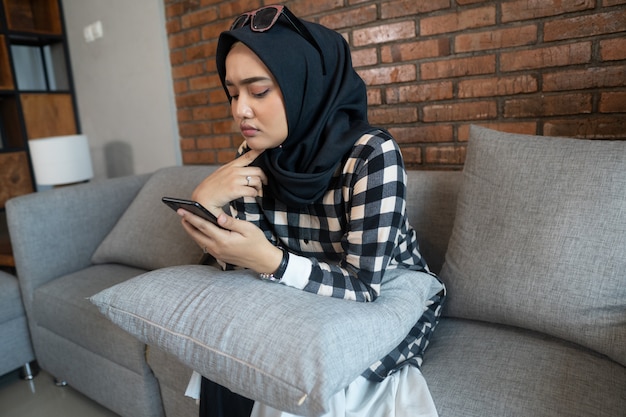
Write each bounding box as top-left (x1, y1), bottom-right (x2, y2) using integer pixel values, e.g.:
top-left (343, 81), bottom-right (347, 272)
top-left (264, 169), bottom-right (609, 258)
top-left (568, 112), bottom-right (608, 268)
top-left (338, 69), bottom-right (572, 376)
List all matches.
top-left (225, 76), bottom-right (272, 86)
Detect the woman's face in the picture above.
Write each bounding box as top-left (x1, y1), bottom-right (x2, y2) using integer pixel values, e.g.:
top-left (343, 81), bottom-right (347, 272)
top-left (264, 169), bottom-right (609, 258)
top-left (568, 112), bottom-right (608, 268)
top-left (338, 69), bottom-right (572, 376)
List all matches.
top-left (225, 42), bottom-right (288, 150)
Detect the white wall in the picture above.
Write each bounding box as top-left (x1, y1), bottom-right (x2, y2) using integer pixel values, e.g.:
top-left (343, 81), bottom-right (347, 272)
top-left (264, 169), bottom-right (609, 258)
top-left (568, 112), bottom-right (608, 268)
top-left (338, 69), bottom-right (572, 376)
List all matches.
top-left (61, 0), bottom-right (180, 179)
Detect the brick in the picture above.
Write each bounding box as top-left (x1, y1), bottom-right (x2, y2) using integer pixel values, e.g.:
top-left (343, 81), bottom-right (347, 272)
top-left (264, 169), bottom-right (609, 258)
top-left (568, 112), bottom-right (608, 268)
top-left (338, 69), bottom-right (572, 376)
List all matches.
top-left (217, 149), bottom-right (238, 164)
top-left (177, 108), bottom-right (192, 123)
top-left (423, 100), bottom-right (497, 122)
top-left (353, 22), bottom-right (416, 47)
top-left (504, 93), bottom-right (592, 118)
top-left (500, 42), bottom-right (591, 72)
top-left (421, 55), bottom-right (495, 80)
top-left (173, 79), bottom-right (189, 95)
top-left (181, 8), bottom-right (218, 29)
top-left (169, 50), bottom-right (184, 66)
top-left (380, 38), bottom-right (450, 63)
top-left (459, 74), bottom-right (538, 98)
top-left (182, 150), bottom-right (219, 165)
top-left (421, 6), bottom-right (496, 36)
top-left (368, 106), bottom-right (418, 124)
top-left (166, 18), bottom-right (181, 35)
top-left (458, 122), bottom-right (537, 141)
top-left (456, 0), bottom-right (489, 4)
top-left (399, 146), bottom-right (422, 165)
top-left (543, 116), bottom-right (626, 139)
top-left (319, 5), bottom-right (377, 30)
top-left (599, 92), bottom-right (626, 113)
top-left (189, 73), bottom-right (221, 91)
top-left (386, 82), bottom-right (454, 104)
top-left (168, 28), bottom-right (201, 50)
top-left (197, 135), bottom-right (232, 149)
top-left (179, 122), bottom-right (212, 137)
top-left (367, 88), bottom-right (383, 106)
top-left (351, 48), bottom-right (378, 68)
top-left (218, 0), bottom-right (262, 18)
top-left (455, 25), bottom-right (537, 53)
top-left (358, 64), bottom-right (416, 85)
top-left (172, 62), bottom-right (206, 80)
top-left (501, 0), bottom-right (594, 23)
top-left (389, 125), bottom-right (454, 143)
top-left (288, 0), bottom-right (344, 17)
top-left (424, 145), bottom-right (467, 165)
top-left (213, 119), bottom-right (237, 135)
top-left (381, 0), bottom-right (450, 19)
top-left (176, 91), bottom-right (210, 108)
top-left (201, 22), bottom-right (229, 41)
top-left (184, 42), bottom-right (215, 61)
top-left (544, 10), bottom-right (626, 41)
top-left (543, 65), bottom-right (626, 91)
top-left (192, 104), bottom-right (230, 120)
top-left (600, 38), bottom-right (626, 61)
top-left (179, 138), bottom-right (197, 151)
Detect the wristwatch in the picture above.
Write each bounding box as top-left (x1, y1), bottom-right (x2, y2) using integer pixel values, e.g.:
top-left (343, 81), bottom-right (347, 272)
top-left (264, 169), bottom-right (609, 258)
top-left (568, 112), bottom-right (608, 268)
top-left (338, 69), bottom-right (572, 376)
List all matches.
top-left (259, 248), bottom-right (289, 282)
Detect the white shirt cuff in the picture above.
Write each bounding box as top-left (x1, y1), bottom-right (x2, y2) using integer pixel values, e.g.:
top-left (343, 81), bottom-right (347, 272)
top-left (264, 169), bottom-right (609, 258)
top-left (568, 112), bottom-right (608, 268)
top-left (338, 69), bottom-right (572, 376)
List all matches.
top-left (280, 253), bottom-right (312, 289)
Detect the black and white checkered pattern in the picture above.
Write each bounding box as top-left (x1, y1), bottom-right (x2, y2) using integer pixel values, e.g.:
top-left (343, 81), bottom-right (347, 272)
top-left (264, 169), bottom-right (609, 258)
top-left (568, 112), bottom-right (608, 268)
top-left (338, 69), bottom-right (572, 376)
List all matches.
top-left (230, 130), bottom-right (444, 377)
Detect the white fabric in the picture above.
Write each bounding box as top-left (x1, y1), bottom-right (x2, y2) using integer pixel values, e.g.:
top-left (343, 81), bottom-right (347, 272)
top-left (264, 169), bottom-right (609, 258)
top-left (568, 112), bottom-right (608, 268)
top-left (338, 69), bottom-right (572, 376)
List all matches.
top-left (185, 370), bottom-right (202, 400)
top-left (251, 365), bottom-right (438, 417)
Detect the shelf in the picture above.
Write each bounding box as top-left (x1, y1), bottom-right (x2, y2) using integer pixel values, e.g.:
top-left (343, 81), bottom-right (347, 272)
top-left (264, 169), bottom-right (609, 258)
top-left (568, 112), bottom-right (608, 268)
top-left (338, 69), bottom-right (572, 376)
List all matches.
top-left (0, 36), bottom-right (14, 89)
top-left (2, 0), bottom-right (62, 35)
top-left (0, 96), bottom-right (24, 148)
top-left (0, 151), bottom-right (34, 208)
top-left (9, 38), bottom-right (69, 91)
top-left (21, 93), bottom-right (76, 139)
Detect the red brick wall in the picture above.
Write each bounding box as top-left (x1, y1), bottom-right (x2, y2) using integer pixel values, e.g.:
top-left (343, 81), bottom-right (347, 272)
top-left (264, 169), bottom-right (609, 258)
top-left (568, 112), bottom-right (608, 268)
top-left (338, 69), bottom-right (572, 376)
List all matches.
top-left (165, 0), bottom-right (626, 169)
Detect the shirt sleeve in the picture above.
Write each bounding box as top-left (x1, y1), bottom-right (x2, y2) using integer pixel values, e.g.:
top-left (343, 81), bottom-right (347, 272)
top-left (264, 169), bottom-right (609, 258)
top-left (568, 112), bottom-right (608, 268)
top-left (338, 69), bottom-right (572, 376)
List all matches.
top-left (296, 137), bottom-right (406, 302)
top-left (231, 136), bottom-right (409, 303)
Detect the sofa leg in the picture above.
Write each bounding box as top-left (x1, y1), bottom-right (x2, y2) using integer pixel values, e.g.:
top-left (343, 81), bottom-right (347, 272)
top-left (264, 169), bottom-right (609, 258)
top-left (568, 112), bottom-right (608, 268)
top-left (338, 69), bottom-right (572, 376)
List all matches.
top-left (19, 361), bottom-right (39, 380)
top-left (54, 378), bottom-right (68, 387)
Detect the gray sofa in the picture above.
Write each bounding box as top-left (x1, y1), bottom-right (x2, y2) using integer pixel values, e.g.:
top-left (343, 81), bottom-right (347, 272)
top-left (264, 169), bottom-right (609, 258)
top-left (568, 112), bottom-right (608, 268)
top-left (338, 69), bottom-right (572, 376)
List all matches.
top-left (7, 126), bottom-right (625, 417)
top-left (0, 269), bottom-right (35, 379)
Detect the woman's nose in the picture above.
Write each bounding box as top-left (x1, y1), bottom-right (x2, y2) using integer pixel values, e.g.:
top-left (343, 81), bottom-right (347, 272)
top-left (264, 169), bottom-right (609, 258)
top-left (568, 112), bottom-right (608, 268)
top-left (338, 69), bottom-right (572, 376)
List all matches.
top-left (234, 97), bottom-right (253, 119)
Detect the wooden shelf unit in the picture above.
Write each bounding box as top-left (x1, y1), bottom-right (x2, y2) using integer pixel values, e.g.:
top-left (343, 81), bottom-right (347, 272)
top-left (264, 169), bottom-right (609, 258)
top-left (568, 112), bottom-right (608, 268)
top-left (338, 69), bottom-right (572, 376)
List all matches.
top-left (0, 0), bottom-right (78, 266)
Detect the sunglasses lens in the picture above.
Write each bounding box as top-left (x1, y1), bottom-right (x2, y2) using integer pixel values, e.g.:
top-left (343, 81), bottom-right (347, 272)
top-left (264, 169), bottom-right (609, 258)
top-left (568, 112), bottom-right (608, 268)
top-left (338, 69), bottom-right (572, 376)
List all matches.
top-left (231, 14), bottom-right (249, 30)
top-left (252, 7), bottom-right (279, 30)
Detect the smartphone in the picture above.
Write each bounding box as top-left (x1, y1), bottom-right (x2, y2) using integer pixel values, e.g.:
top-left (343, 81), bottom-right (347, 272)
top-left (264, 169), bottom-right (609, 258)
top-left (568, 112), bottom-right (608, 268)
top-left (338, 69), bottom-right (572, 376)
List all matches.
top-left (162, 196), bottom-right (222, 228)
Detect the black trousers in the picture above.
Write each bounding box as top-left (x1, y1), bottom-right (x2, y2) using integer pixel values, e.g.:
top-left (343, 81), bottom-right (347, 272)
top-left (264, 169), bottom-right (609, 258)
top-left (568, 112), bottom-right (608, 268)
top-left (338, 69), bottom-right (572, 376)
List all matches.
top-left (199, 376), bottom-right (255, 417)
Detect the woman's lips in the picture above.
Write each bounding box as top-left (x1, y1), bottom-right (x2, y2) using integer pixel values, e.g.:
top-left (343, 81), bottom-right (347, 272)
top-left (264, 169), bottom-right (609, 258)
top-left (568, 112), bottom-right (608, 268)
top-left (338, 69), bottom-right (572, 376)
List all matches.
top-left (240, 124), bottom-right (258, 137)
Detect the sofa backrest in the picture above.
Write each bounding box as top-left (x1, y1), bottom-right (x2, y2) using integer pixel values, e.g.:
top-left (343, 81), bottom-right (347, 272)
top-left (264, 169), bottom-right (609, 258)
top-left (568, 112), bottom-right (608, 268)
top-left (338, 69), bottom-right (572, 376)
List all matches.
top-left (405, 170), bottom-right (462, 275)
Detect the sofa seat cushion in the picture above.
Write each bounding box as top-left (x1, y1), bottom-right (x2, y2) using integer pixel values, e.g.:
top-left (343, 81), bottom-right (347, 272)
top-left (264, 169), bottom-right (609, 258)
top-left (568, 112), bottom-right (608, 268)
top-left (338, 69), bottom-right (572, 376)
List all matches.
top-left (422, 318), bottom-right (626, 417)
top-left (91, 264), bottom-right (442, 417)
top-left (34, 264), bottom-right (148, 374)
top-left (0, 271), bottom-right (25, 323)
top-left (147, 346), bottom-right (199, 417)
top-left (440, 126), bottom-right (626, 365)
top-left (92, 165), bottom-right (217, 270)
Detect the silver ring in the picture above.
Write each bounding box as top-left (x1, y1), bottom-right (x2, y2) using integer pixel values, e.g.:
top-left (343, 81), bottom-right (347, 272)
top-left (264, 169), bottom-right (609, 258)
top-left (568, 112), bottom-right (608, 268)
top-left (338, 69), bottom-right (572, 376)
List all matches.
top-left (246, 176), bottom-right (252, 186)
top-left (202, 246), bottom-right (207, 254)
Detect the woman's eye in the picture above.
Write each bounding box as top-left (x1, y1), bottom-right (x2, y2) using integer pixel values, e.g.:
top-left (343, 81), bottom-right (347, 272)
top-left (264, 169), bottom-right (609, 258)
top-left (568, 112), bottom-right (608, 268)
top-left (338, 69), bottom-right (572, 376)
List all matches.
top-left (252, 89), bottom-right (269, 98)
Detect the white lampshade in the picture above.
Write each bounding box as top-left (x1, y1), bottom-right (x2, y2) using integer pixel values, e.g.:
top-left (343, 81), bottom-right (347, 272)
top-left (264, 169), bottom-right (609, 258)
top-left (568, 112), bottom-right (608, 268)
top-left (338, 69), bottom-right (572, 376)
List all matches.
top-left (28, 134), bottom-right (94, 186)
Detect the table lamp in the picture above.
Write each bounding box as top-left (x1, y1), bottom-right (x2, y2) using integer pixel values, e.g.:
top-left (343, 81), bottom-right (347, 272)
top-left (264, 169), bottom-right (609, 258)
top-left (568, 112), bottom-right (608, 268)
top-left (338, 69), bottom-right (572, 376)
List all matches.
top-left (28, 134), bottom-right (94, 186)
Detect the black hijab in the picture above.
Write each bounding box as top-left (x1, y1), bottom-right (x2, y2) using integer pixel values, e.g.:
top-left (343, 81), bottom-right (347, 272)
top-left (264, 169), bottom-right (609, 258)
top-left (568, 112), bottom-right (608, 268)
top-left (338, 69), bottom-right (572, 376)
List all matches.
top-left (216, 14), bottom-right (376, 207)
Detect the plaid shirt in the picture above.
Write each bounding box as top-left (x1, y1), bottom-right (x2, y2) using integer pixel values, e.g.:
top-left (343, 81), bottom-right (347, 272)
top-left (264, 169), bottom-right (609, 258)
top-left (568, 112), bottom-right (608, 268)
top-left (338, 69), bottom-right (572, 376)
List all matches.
top-left (231, 131), bottom-right (444, 379)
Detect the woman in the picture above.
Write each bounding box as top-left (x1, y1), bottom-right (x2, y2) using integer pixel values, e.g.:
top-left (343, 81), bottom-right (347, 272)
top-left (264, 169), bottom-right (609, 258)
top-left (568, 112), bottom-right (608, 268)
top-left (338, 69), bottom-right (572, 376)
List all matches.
top-left (178, 5), bottom-right (445, 417)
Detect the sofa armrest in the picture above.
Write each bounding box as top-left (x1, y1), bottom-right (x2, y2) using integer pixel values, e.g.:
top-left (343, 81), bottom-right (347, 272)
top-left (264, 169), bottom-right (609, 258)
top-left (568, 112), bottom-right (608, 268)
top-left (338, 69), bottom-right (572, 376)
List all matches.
top-left (6, 173), bottom-right (150, 314)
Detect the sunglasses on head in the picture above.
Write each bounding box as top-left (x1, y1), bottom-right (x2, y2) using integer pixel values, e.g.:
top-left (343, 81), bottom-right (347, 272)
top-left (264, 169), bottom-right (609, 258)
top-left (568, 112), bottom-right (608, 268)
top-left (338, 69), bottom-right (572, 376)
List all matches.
top-left (230, 5), bottom-right (326, 75)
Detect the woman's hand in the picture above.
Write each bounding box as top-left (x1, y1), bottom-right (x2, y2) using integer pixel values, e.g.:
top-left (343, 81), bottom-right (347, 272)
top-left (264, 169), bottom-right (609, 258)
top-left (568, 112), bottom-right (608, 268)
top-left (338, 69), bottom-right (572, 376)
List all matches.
top-left (179, 209), bottom-right (282, 274)
top-left (192, 149), bottom-right (267, 216)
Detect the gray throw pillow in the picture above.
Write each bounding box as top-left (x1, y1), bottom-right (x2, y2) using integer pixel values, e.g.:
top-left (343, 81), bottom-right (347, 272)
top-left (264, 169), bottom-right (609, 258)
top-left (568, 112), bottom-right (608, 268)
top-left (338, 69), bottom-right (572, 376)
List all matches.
top-left (91, 166), bottom-right (216, 270)
top-left (90, 265), bottom-right (441, 416)
top-left (440, 125), bottom-right (626, 366)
